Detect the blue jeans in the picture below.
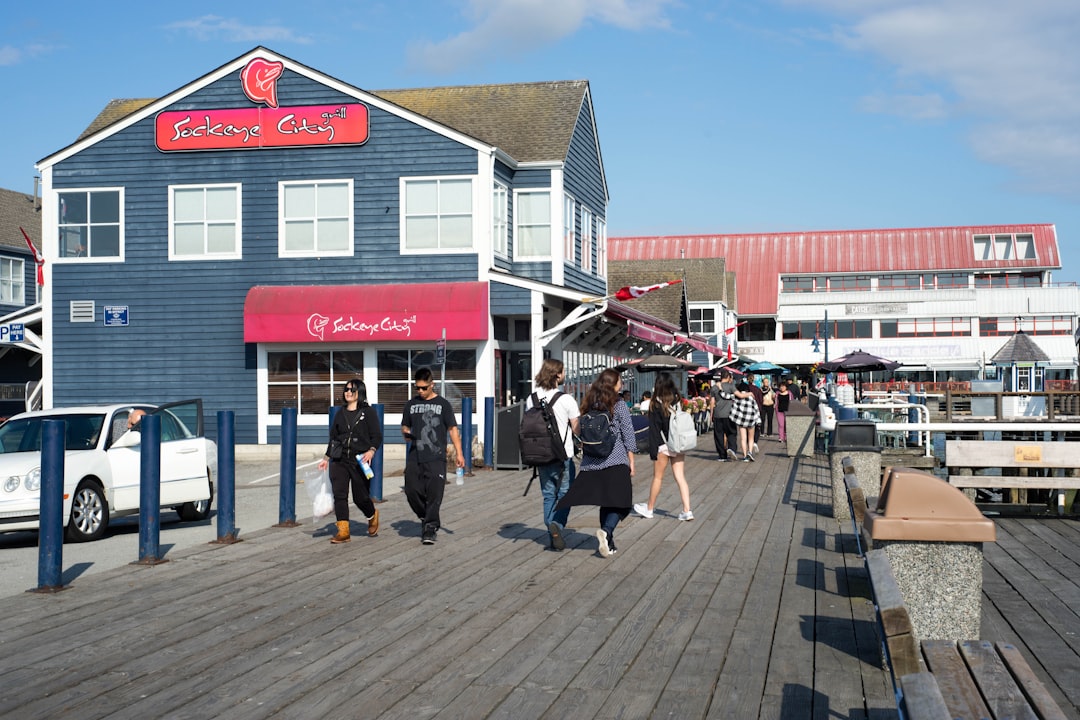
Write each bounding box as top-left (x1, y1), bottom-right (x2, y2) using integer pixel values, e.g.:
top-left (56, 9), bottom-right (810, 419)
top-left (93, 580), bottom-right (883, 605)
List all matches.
top-left (539, 458), bottom-right (575, 531)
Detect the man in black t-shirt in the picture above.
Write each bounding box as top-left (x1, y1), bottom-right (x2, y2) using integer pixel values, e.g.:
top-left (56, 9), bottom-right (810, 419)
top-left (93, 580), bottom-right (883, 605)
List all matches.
top-left (402, 368), bottom-right (464, 545)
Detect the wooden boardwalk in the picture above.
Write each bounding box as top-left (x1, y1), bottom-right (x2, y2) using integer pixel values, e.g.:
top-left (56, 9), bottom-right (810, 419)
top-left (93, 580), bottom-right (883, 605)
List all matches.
top-left (0, 438), bottom-right (1077, 719)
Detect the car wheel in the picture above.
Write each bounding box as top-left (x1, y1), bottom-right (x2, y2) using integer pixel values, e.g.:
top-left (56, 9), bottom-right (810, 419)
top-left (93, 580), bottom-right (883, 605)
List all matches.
top-left (65, 481), bottom-right (109, 542)
top-left (176, 471), bottom-right (214, 522)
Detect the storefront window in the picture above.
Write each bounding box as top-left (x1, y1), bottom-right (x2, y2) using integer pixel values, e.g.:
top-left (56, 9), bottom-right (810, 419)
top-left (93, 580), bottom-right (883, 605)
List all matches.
top-left (377, 349), bottom-right (476, 413)
top-left (267, 350), bottom-right (364, 415)
top-left (58, 189), bottom-right (122, 259)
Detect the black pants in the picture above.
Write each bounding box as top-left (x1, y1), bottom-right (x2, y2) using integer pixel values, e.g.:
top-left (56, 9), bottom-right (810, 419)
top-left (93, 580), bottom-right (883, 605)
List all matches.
top-left (762, 406), bottom-right (775, 435)
top-left (404, 458), bottom-right (446, 530)
top-left (713, 416), bottom-right (737, 457)
top-left (330, 459), bottom-right (375, 522)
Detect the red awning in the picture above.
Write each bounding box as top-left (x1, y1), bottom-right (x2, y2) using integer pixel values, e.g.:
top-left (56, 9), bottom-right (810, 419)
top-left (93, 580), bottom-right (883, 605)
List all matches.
top-left (626, 320), bottom-right (675, 345)
top-left (243, 282), bottom-right (489, 342)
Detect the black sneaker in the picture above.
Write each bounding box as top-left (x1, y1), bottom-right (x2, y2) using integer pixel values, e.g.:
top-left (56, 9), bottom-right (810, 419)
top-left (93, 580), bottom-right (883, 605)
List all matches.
top-left (422, 525), bottom-right (437, 544)
top-left (548, 522), bottom-right (566, 551)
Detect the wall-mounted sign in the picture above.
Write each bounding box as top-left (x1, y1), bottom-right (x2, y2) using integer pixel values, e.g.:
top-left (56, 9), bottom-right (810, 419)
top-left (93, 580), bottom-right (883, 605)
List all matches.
top-left (0, 323), bottom-right (24, 343)
top-left (103, 306), bottom-right (129, 327)
top-left (155, 56), bottom-right (370, 152)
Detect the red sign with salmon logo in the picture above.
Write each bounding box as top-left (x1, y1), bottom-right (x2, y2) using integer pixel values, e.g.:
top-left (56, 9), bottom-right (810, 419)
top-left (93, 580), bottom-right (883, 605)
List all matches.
top-left (154, 57), bottom-right (369, 152)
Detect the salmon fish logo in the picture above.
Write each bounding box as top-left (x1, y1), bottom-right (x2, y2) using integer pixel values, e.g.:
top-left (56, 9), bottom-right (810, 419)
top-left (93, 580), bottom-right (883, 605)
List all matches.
top-left (307, 313), bottom-right (330, 340)
top-left (241, 57), bottom-right (284, 108)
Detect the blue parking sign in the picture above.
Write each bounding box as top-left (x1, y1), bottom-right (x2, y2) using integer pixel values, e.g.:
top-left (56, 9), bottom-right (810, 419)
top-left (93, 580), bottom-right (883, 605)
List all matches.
top-left (0, 323), bottom-right (24, 343)
top-left (103, 306), bottom-right (129, 327)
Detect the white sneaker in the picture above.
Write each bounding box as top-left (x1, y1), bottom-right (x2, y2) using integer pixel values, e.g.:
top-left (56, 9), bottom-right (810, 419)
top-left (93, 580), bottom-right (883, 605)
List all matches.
top-left (727, 448), bottom-right (738, 461)
top-left (678, 510), bottom-right (695, 521)
top-left (752, 442), bottom-right (760, 455)
top-left (596, 528), bottom-right (612, 557)
top-left (634, 502), bottom-right (654, 519)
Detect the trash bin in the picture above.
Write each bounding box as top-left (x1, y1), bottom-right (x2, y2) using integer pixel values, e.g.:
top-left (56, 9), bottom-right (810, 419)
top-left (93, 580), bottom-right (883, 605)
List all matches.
top-left (493, 402), bottom-right (525, 469)
top-left (829, 420), bottom-right (881, 520)
top-left (863, 467), bottom-right (996, 641)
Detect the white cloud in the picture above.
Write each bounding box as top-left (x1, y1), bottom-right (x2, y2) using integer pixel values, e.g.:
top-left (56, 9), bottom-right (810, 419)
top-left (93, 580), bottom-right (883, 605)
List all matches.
top-left (407, 0), bottom-right (675, 73)
top-left (0, 43), bottom-right (54, 67)
top-left (858, 92), bottom-right (946, 120)
top-left (791, 0), bottom-right (1080, 194)
top-left (164, 15), bottom-right (313, 45)
top-left (0, 46), bottom-right (20, 66)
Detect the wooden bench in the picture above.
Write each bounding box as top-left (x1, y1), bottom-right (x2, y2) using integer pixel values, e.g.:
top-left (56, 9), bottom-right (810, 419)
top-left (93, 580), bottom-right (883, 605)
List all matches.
top-left (864, 548), bottom-right (1068, 720)
top-left (946, 439), bottom-right (1080, 513)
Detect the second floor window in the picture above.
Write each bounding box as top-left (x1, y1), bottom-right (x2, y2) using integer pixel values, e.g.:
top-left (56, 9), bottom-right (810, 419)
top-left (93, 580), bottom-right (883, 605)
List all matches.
top-left (170, 184), bottom-right (241, 259)
top-left (280, 180), bottom-right (352, 257)
top-left (58, 189), bottom-right (122, 259)
top-left (563, 194), bottom-right (575, 262)
top-left (596, 219), bottom-right (607, 277)
top-left (516, 190), bottom-right (551, 257)
top-left (493, 182), bottom-right (508, 257)
top-left (403, 177), bottom-right (473, 252)
top-left (690, 307), bottom-right (716, 334)
top-left (581, 208), bottom-right (593, 273)
top-left (0, 257), bottom-right (25, 305)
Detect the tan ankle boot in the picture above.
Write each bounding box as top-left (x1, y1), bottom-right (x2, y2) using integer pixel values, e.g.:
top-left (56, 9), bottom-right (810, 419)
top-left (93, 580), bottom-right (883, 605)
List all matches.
top-left (330, 520), bottom-right (351, 543)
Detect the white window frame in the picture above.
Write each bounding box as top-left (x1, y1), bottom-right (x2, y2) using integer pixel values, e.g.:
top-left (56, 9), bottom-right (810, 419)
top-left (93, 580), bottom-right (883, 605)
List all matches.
top-left (493, 181), bottom-right (508, 258)
top-left (563, 194), bottom-right (575, 263)
top-left (168, 183), bottom-right (242, 261)
top-left (689, 304), bottom-right (717, 335)
top-left (580, 207), bottom-right (593, 273)
top-left (1014, 233), bottom-right (1036, 260)
top-left (0, 257), bottom-right (25, 305)
top-left (55, 187), bottom-right (125, 263)
top-left (514, 189), bottom-right (552, 259)
top-left (400, 175), bottom-right (476, 255)
top-left (596, 218), bottom-right (607, 277)
top-left (278, 179), bottom-right (354, 258)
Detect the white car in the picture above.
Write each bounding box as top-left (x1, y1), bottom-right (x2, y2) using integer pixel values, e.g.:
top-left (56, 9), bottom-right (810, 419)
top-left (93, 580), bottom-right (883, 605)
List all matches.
top-left (0, 400), bottom-right (217, 542)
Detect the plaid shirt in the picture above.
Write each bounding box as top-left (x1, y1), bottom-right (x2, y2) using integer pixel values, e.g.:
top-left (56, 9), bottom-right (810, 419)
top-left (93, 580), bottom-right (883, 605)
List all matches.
top-left (729, 395), bottom-right (761, 428)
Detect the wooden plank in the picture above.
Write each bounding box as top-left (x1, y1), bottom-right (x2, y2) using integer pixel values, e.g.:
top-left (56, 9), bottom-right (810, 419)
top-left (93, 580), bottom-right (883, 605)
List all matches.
top-left (959, 639), bottom-right (1038, 720)
top-left (899, 672), bottom-right (951, 720)
top-left (996, 642), bottom-right (1070, 720)
top-left (920, 640), bottom-right (991, 720)
top-left (946, 440), bottom-right (1080, 470)
top-left (948, 474), bottom-right (1080, 489)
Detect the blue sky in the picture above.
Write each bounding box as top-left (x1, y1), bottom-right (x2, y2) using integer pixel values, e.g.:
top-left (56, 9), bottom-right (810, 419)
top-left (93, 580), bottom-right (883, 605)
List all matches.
top-left (3, 0), bottom-right (1079, 282)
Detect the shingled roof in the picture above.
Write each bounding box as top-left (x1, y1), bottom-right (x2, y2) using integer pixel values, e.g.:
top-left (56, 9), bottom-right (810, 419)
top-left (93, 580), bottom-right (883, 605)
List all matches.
top-left (0, 187), bottom-right (41, 252)
top-left (989, 331), bottom-right (1051, 364)
top-left (75, 80), bottom-right (589, 165)
top-left (607, 258), bottom-right (736, 329)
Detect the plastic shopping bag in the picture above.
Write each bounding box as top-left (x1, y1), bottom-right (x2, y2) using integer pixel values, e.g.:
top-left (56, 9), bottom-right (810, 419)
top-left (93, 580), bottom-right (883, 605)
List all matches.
top-left (305, 469), bottom-right (334, 521)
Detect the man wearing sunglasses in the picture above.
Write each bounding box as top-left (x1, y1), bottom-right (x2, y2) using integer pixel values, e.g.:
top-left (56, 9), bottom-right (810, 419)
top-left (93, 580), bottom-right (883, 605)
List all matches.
top-left (402, 367), bottom-right (464, 545)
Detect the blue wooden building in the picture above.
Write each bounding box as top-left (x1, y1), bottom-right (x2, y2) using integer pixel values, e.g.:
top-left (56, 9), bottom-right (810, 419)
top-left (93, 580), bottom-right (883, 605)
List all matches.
top-left (35, 47), bottom-right (617, 445)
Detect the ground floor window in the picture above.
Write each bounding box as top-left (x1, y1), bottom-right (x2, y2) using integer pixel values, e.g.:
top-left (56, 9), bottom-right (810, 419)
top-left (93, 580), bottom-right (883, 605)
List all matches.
top-left (267, 350), bottom-right (364, 415)
top-left (377, 349), bottom-right (476, 414)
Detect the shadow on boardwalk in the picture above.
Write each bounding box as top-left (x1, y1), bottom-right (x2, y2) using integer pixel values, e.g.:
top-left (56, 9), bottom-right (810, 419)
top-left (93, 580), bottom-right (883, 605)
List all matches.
top-left (0, 438), bottom-right (1076, 719)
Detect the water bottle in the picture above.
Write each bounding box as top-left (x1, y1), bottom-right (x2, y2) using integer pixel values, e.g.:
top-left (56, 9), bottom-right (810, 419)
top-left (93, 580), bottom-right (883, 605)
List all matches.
top-left (357, 455), bottom-right (374, 480)
top-left (455, 467), bottom-right (465, 485)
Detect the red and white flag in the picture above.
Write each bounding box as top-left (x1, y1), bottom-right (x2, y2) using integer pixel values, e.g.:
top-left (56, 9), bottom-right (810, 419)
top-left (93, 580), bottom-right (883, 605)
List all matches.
top-left (613, 279), bottom-right (682, 302)
top-left (724, 321), bottom-right (747, 360)
top-left (20, 227), bottom-right (43, 286)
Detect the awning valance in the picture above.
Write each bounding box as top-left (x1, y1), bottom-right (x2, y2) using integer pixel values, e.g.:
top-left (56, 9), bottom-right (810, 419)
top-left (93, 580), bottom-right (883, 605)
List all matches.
top-left (243, 282), bottom-right (489, 343)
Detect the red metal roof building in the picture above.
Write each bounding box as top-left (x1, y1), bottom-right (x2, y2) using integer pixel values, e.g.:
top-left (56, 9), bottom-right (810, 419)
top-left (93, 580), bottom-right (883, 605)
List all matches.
top-left (609, 224), bottom-right (1078, 381)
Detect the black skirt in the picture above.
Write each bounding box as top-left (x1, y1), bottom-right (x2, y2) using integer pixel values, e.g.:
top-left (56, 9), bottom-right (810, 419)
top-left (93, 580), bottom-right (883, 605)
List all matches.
top-left (555, 464), bottom-right (632, 510)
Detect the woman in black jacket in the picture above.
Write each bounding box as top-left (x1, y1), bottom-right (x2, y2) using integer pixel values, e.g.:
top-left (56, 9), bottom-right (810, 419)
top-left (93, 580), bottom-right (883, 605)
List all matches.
top-left (317, 379), bottom-right (383, 543)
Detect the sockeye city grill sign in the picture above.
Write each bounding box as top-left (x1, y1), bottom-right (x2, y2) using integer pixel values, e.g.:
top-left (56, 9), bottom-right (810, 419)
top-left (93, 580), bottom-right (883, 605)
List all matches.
top-left (155, 57), bottom-right (369, 152)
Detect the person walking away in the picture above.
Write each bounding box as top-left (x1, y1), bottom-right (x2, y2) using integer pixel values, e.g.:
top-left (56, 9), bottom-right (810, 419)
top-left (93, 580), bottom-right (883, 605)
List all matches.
top-left (711, 369), bottom-right (738, 461)
top-left (555, 368), bottom-right (635, 557)
top-left (318, 380), bottom-right (383, 543)
top-left (402, 368), bottom-right (464, 545)
top-left (524, 359), bottom-right (580, 551)
top-left (633, 372), bottom-right (693, 521)
top-left (747, 379), bottom-right (764, 455)
top-left (761, 378), bottom-right (776, 437)
top-left (776, 380), bottom-right (792, 443)
top-left (731, 380), bottom-right (761, 461)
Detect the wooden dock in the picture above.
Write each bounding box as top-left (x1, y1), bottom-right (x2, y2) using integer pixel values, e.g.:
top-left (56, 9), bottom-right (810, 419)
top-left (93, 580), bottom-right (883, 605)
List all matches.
top-left (0, 439), bottom-right (1077, 719)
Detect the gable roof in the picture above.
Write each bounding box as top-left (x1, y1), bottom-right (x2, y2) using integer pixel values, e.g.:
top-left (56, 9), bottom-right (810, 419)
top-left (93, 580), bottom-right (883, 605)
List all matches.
top-left (610, 224), bottom-right (1060, 316)
top-left (608, 257), bottom-right (736, 318)
top-left (64, 51), bottom-right (591, 167)
top-left (0, 187), bottom-right (41, 253)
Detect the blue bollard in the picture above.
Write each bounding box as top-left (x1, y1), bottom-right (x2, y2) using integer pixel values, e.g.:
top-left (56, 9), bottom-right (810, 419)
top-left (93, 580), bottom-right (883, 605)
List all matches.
top-left (462, 397), bottom-right (473, 473)
top-left (213, 410), bottom-right (239, 543)
top-left (137, 414), bottom-right (166, 565)
top-left (370, 403), bottom-right (384, 502)
top-left (34, 419), bottom-right (66, 592)
top-left (276, 407), bottom-right (299, 527)
top-left (484, 397), bottom-right (494, 468)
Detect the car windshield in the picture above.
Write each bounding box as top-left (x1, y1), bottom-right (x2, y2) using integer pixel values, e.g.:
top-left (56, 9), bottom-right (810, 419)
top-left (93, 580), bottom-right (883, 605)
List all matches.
top-left (0, 414), bottom-right (106, 453)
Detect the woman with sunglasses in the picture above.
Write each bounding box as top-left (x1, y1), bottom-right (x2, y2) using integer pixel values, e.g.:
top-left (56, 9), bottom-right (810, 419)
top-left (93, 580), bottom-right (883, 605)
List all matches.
top-left (318, 379), bottom-right (383, 543)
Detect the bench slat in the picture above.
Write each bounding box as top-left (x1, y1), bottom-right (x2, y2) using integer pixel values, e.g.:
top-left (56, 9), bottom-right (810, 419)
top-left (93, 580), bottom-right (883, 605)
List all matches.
top-left (947, 475), bottom-right (1080, 490)
top-left (921, 640), bottom-right (992, 720)
top-left (899, 672), bottom-right (951, 720)
top-left (960, 640), bottom-right (1038, 720)
top-left (946, 440), bottom-right (1080, 469)
top-left (994, 642), bottom-right (1069, 720)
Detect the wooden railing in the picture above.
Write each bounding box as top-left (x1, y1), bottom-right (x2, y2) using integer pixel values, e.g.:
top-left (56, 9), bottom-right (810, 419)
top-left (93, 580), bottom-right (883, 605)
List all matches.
top-left (941, 389), bottom-right (1080, 421)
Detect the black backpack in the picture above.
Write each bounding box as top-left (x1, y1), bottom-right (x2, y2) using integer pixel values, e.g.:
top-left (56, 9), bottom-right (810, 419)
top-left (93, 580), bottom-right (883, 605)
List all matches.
top-left (579, 405), bottom-right (617, 458)
top-left (518, 392), bottom-right (569, 466)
